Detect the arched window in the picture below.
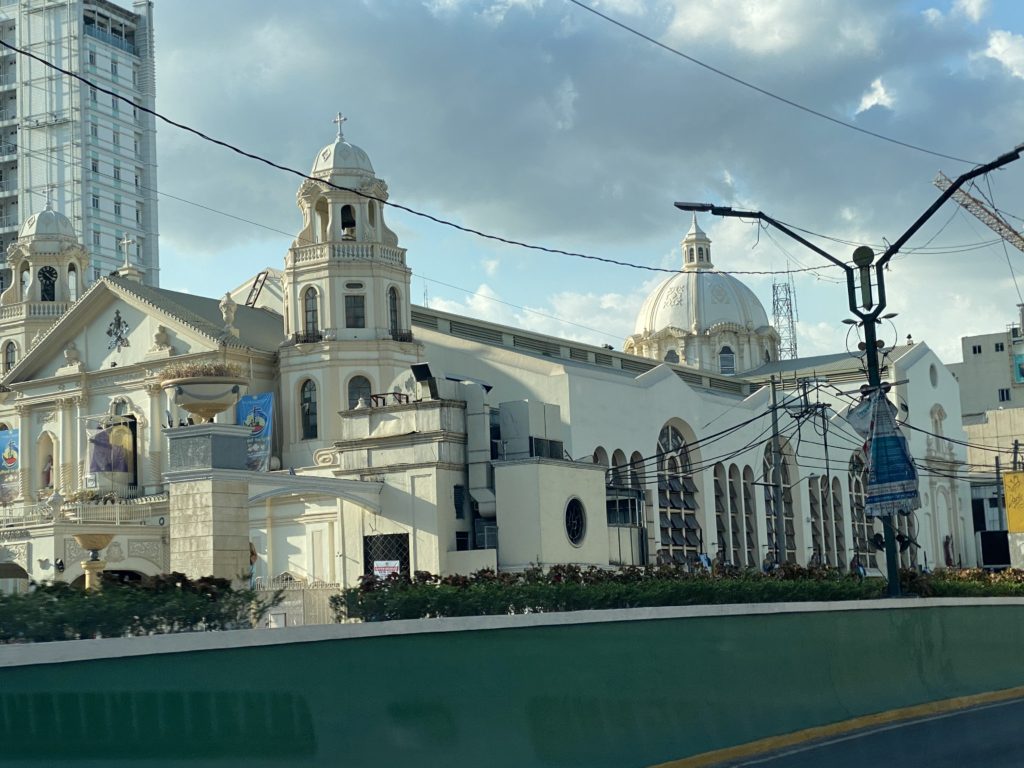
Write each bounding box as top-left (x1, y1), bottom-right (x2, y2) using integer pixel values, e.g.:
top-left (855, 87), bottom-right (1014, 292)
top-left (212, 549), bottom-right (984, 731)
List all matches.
top-left (368, 201), bottom-right (376, 229)
top-left (762, 442), bottom-right (795, 564)
top-left (719, 346), bottom-right (735, 375)
top-left (347, 375), bottom-right (371, 410)
top-left (38, 266), bottom-right (57, 302)
top-left (315, 198), bottom-right (329, 243)
top-left (848, 451), bottom-right (875, 569)
top-left (697, 246), bottom-right (704, 261)
top-left (656, 424), bottom-right (701, 566)
top-left (300, 380), bottom-right (318, 440)
top-left (688, 247), bottom-right (695, 263)
top-left (629, 450), bottom-right (645, 489)
top-left (592, 446), bottom-right (609, 466)
top-left (611, 449), bottom-right (627, 486)
top-left (741, 465), bottom-right (758, 567)
top-left (388, 286), bottom-right (400, 337)
top-left (714, 463), bottom-right (728, 562)
top-left (68, 264), bottom-right (78, 301)
top-left (664, 349), bottom-right (679, 364)
top-left (303, 287), bottom-right (318, 336)
top-left (19, 265), bottom-right (29, 300)
top-left (3, 341), bottom-right (14, 372)
top-left (340, 204), bottom-right (356, 233)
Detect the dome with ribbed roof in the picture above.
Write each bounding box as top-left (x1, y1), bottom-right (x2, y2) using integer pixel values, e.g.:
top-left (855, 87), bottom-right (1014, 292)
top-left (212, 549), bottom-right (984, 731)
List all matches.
top-left (311, 113), bottom-right (374, 177)
top-left (624, 216), bottom-right (780, 374)
top-left (19, 201), bottom-right (77, 241)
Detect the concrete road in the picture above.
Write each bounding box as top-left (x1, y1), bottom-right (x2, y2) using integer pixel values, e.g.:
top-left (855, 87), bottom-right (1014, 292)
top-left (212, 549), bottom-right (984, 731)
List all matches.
top-left (723, 697), bottom-right (1024, 768)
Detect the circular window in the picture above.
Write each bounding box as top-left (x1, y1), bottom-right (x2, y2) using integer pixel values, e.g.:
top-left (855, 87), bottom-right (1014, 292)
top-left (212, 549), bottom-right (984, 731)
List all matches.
top-left (565, 498), bottom-right (586, 547)
top-left (929, 364), bottom-right (938, 388)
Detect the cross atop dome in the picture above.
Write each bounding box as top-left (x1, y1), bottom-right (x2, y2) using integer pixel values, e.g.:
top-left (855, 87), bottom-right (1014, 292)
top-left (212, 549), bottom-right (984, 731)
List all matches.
top-left (333, 112), bottom-right (347, 140)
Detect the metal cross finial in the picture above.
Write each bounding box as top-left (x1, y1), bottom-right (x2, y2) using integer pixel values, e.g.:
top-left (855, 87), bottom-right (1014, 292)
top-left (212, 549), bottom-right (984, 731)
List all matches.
top-left (118, 233), bottom-right (134, 267)
top-left (333, 112), bottom-right (347, 140)
top-left (45, 185), bottom-right (55, 210)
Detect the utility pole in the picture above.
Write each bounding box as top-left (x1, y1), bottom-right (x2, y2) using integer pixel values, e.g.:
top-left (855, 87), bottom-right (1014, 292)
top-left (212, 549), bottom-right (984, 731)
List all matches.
top-left (996, 456), bottom-right (1007, 531)
top-left (770, 376), bottom-right (785, 565)
top-left (1013, 439), bottom-right (1020, 472)
top-left (676, 142), bottom-right (1024, 598)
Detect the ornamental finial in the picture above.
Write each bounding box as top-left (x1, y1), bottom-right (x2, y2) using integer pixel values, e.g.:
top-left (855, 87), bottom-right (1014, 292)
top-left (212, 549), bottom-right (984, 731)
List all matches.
top-left (333, 112), bottom-right (347, 140)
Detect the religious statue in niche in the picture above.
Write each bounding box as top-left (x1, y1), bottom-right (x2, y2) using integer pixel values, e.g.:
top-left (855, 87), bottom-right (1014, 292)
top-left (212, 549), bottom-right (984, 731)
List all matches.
top-left (106, 309), bottom-right (130, 351)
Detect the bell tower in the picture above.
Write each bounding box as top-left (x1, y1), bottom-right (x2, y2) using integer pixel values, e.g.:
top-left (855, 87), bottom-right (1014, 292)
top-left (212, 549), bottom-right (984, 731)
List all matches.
top-left (280, 115), bottom-right (419, 464)
top-left (0, 200), bottom-right (91, 373)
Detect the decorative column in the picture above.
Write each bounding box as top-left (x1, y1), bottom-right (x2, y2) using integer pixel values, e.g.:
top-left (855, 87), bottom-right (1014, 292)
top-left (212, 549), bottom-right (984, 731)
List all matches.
top-left (14, 404), bottom-right (28, 500)
top-left (145, 383), bottom-right (164, 493)
top-left (57, 397), bottom-right (73, 492)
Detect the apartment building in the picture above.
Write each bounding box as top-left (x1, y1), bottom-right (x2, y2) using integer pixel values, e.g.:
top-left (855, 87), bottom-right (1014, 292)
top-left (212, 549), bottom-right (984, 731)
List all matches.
top-left (0, 0), bottom-right (157, 288)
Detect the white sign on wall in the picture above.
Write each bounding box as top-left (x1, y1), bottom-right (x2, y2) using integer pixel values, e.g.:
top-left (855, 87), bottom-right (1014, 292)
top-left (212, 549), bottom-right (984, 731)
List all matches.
top-left (373, 560), bottom-right (400, 578)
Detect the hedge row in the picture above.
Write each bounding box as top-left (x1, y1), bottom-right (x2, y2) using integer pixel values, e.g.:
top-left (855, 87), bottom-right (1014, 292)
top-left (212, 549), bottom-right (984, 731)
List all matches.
top-left (0, 573), bottom-right (281, 643)
top-left (332, 564), bottom-right (1024, 622)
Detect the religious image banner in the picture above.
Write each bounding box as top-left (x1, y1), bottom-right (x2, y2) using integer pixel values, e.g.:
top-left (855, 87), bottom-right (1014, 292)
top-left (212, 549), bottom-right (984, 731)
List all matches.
top-left (87, 420), bottom-right (135, 477)
top-left (0, 428), bottom-right (19, 505)
top-left (237, 392), bottom-right (274, 472)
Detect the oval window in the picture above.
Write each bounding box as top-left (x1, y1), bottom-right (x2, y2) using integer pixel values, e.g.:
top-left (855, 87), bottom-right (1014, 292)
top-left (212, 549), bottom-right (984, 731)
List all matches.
top-left (565, 498), bottom-right (586, 546)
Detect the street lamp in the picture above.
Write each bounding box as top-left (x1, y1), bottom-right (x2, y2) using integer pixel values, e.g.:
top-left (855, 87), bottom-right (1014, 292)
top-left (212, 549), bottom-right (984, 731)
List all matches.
top-left (677, 143), bottom-right (1024, 597)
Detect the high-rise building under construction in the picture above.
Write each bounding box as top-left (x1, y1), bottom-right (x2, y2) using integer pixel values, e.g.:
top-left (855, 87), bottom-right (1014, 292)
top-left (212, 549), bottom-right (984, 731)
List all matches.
top-left (0, 0), bottom-right (157, 287)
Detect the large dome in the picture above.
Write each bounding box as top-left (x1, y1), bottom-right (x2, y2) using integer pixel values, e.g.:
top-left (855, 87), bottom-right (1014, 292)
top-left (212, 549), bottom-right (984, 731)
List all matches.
top-left (311, 114), bottom-right (374, 177)
top-left (625, 215), bottom-right (779, 373)
top-left (634, 269), bottom-right (770, 336)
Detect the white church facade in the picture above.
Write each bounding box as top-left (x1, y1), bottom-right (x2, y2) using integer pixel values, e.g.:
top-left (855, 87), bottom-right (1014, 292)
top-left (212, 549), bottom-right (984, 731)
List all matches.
top-left (0, 119), bottom-right (974, 598)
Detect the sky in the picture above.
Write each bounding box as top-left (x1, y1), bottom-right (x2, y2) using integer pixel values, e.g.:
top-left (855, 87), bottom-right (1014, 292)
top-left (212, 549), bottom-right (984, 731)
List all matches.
top-left (148, 0), bottom-right (1024, 364)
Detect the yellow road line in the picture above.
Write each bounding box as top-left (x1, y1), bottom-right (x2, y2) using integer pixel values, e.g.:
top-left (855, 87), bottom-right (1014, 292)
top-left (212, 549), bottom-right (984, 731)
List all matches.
top-left (650, 684), bottom-right (1024, 768)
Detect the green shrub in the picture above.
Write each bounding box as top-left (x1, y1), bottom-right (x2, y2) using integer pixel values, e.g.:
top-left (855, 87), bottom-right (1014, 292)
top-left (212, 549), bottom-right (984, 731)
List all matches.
top-left (0, 572), bottom-right (282, 644)
top-left (330, 565), bottom-right (889, 623)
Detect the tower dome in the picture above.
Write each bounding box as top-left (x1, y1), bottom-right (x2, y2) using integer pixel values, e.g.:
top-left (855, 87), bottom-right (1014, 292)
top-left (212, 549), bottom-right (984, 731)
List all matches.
top-left (624, 215), bottom-right (780, 374)
top-left (310, 112), bottom-right (374, 178)
top-left (18, 199), bottom-right (77, 243)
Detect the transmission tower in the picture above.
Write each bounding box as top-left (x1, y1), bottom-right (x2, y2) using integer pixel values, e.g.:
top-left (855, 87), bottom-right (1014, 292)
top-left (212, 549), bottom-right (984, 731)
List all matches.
top-left (773, 275), bottom-right (799, 360)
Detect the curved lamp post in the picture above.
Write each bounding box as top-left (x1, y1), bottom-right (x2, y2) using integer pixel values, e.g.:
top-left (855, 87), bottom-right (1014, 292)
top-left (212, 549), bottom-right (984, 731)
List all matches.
top-left (677, 143), bottom-right (1024, 596)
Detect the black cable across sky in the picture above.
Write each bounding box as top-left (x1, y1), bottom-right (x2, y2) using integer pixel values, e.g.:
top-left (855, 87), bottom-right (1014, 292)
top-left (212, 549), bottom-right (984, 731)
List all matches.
top-left (566, 0), bottom-right (981, 166)
top-left (0, 38), bottom-right (841, 280)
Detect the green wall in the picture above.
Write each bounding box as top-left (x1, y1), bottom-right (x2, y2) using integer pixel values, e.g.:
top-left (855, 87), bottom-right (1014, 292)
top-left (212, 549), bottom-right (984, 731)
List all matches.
top-left (1, 602), bottom-right (1021, 767)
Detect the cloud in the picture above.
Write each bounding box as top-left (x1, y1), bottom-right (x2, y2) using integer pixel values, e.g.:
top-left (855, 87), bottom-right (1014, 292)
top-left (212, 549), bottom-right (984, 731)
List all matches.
top-left (856, 78), bottom-right (895, 113)
top-left (664, 0), bottom-right (883, 56)
top-left (553, 77), bottom-right (579, 131)
top-left (483, 258), bottom-right (499, 276)
top-left (953, 0), bottom-right (988, 23)
top-left (984, 30), bottom-right (1024, 79)
top-left (148, 0), bottom-right (1024, 372)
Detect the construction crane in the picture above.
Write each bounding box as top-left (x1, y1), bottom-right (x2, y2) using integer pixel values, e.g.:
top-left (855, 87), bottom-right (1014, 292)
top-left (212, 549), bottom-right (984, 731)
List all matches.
top-left (934, 171), bottom-right (1024, 254)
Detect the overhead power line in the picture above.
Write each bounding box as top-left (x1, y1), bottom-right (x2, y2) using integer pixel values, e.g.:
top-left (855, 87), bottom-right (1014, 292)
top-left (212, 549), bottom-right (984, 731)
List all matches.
top-left (0, 36), bottom-right (860, 282)
top-left (566, 0), bottom-right (980, 166)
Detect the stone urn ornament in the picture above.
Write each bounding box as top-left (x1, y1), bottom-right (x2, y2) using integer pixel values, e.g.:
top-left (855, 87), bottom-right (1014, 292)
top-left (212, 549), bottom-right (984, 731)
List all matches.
top-left (72, 532), bottom-right (114, 590)
top-left (161, 360), bottom-right (248, 423)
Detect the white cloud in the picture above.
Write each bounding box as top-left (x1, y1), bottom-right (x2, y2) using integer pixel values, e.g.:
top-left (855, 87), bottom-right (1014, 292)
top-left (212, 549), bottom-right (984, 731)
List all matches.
top-left (856, 78), bottom-right (895, 113)
top-left (483, 258), bottom-right (499, 276)
top-left (921, 8), bottom-right (943, 25)
top-left (984, 30), bottom-right (1024, 79)
top-left (953, 0), bottom-right (988, 23)
top-left (664, 0), bottom-right (882, 56)
top-left (427, 283), bottom-right (649, 346)
top-left (553, 77), bottom-right (579, 131)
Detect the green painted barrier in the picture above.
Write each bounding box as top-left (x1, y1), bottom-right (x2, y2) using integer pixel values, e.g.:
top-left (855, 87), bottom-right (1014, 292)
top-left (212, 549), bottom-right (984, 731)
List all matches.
top-left (1, 600), bottom-right (1022, 767)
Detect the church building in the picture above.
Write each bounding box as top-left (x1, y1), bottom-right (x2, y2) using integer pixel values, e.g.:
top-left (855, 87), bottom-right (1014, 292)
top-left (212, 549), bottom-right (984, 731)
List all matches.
top-left (0, 118), bottom-right (974, 605)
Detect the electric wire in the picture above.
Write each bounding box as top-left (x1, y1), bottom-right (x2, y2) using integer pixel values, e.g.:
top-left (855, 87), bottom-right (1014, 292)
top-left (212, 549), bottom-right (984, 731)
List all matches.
top-left (565, 0), bottom-right (980, 166)
top-left (10, 135), bottom-right (629, 345)
top-left (0, 37), bottom-right (847, 280)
